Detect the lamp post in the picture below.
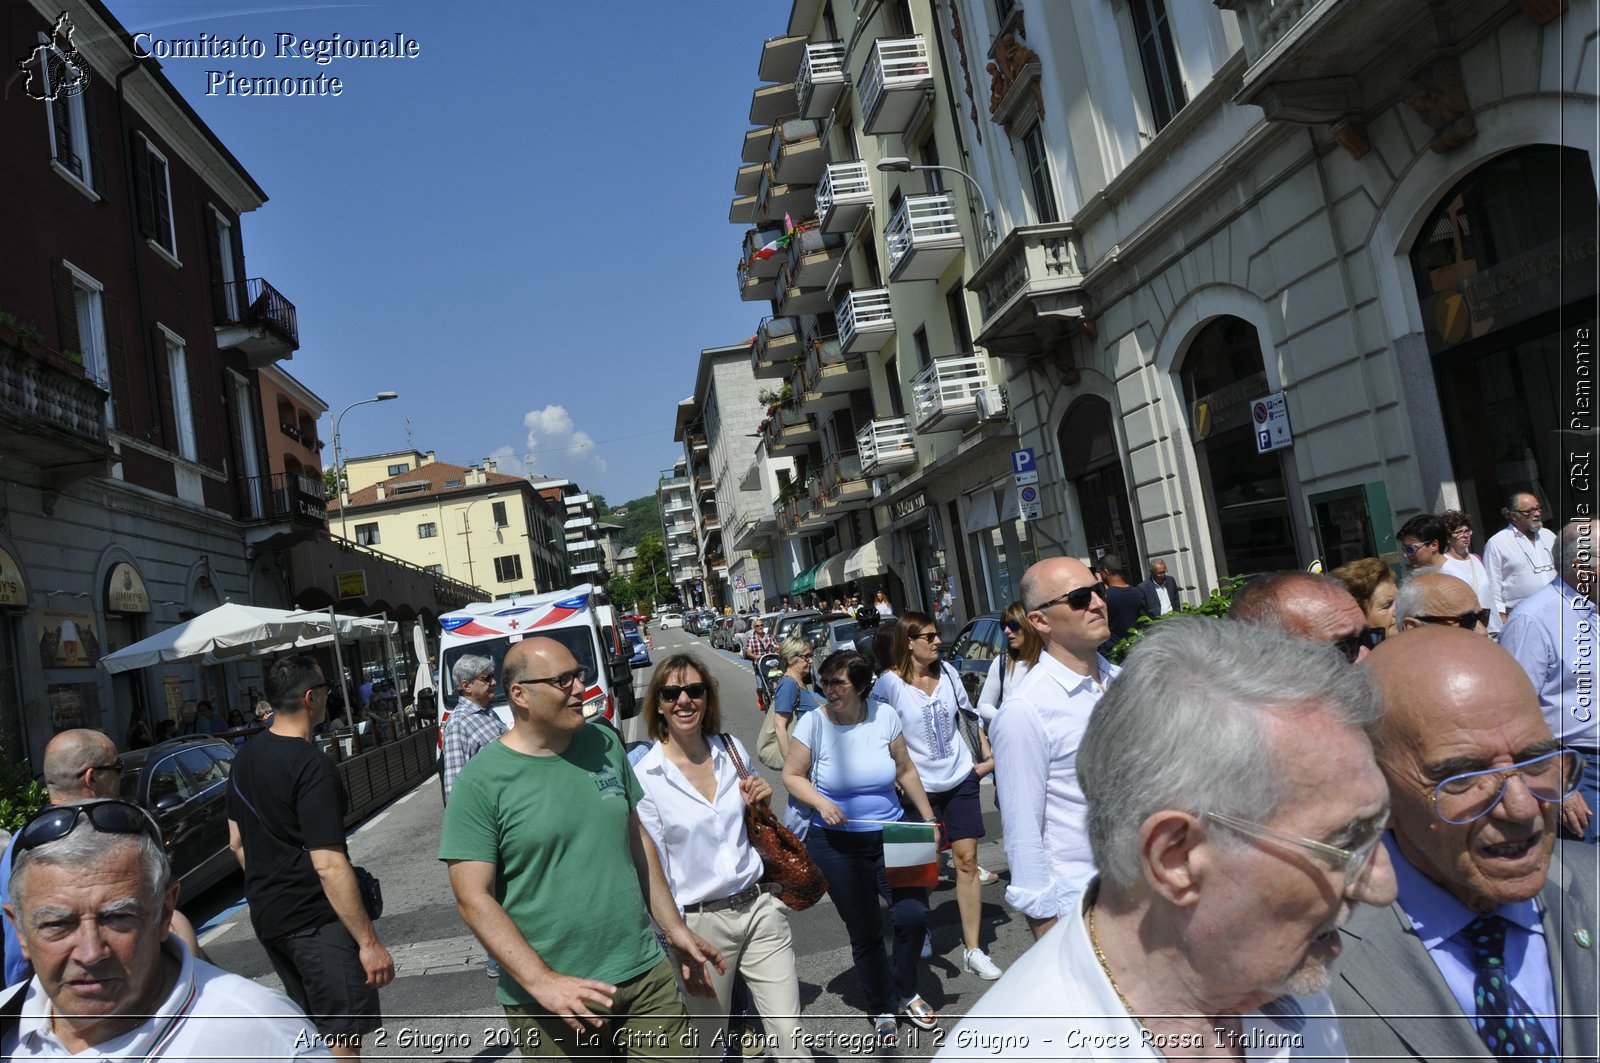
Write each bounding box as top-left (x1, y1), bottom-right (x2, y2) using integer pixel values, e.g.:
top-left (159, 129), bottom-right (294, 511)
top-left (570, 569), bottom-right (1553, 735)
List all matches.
top-left (461, 492), bottom-right (499, 592)
top-left (333, 391), bottom-right (399, 542)
top-left (876, 156), bottom-right (997, 255)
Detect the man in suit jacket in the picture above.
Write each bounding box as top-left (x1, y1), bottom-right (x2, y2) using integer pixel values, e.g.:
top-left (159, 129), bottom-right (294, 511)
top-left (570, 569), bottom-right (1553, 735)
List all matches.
top-left (1136, 559), bottom-right (1183, 616)
top-left (1331, 627), bottom-right (1598, 1061)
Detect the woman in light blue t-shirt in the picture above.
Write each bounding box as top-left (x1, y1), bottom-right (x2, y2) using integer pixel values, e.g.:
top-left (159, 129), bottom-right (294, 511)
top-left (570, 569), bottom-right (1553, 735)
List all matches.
top-left (782, 650), bottom-right (937, 1043)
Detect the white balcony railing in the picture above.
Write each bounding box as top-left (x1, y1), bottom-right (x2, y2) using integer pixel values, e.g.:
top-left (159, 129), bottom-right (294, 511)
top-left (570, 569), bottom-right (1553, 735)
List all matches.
top-left (911, 356), bottom-right (991, 431)
top-left (885, 192), bottom-right (963, 280)
top-left (858, 36), bottom-right (932, 134)
top-left (816, 161), bottom-right (871, 234)
top-left (796, 41), bottom-right (846, 119)
top-left (837, 288), bottom-right (895, 353)
top-left (856, 417), bottom-right (917, 474)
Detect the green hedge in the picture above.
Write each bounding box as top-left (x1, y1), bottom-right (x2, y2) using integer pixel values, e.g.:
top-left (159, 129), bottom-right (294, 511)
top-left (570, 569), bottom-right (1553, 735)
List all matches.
top-left (0, 758), bottom-right (47, 834)
top-left (1104, 576), bottom-right (1246, 665)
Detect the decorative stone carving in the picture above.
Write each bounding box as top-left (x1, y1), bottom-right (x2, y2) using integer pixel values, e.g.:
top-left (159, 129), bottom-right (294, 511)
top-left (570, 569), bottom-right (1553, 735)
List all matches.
top-left (1331, 119), bottom-right (1370, 160)
top-left (947, 2), bottom-right (980, 142)
top-left (987, 28), bottom-right (1042, 129)
top-left (1402, 56), bottom-right (1477, 154)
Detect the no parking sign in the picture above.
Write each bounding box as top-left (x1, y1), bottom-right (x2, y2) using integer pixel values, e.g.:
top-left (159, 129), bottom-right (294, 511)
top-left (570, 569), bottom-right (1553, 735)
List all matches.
top-left (1251, 391), bottom-right (1293, 454)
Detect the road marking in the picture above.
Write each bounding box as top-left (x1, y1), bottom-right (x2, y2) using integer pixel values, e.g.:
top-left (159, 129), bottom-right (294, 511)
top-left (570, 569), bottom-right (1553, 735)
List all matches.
top-left (199, 918), bottom-right (236, 945)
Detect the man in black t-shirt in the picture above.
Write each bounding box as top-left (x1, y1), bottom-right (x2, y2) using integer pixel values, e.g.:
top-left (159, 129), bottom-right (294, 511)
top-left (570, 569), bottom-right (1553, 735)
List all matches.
top-left (1097, 553), bottom-right (1149, 654)
top-left (227, 654), bottom-right (394, 1059)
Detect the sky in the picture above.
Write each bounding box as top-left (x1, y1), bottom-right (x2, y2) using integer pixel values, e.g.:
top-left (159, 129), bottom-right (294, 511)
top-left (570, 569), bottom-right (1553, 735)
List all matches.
top-left (104, 0), bottom-right (782, 503)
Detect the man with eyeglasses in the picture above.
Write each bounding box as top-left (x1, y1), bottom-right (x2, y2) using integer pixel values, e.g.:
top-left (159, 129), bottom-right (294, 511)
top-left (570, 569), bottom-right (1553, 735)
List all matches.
top-left (1331, 627), bottom-right (1597, 1061)
top-left (939, 618), bottom-right (1396, 1060)
top-left (0, 799), bottom-right (330, 1058)
top-left (2, 729), bottom-right (203, 986)
top-left (990, 557), bottom-right (1119, 939)
top-left (1229, 571), bottom-right (1385, 663)
top-left (1500, 517), bottom-right (1599, 842)
top-left (1485, 491), bottom-right (1558, 628)
top-left (440, 654), bottom-right (506, 803)
top-left (227, 655), bottom-right (394, 1060)
top-left (442, 636), bottom-right (723, 1058)
top-left (1391, 571), bottom-right (1492, 637)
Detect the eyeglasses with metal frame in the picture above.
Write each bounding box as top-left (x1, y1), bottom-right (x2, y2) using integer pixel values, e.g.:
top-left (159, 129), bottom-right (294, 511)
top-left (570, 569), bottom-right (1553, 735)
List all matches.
top-left (16, 800), bottom-right (163, 855)
top-left (1203, 810), bottom-right (1388, 878)
top-left (1031, 582), bottom-right (1108, 612)
top-left (1429, 749), bottom-right (1585, 825)
top-left (1412, 609), bottom-right (1491, 630)
top-left (513, 667), bottom-right (594, 691)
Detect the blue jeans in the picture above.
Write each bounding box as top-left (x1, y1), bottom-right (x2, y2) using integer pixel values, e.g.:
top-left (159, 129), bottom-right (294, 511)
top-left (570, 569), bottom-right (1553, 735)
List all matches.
top-left (805, 826), bottom-right (929, 1016)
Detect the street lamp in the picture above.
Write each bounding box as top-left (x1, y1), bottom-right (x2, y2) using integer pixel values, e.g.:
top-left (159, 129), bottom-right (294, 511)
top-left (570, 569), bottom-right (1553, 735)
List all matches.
top-left (461, 492), bottom-right (500, 591)
top-left (876, 156), bottom-right (998, 253)
top-left (333, 390), bottom-right (399, 541)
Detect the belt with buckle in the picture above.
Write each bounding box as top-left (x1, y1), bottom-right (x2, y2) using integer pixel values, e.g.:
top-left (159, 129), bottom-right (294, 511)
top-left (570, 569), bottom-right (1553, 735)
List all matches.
top-left (689, 884), bottom-right (764, 914)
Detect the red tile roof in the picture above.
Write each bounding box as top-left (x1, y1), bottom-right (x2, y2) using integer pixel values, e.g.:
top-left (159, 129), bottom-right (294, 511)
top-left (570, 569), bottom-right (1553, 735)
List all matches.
top-left (344, 461), bottom-right (525, 508)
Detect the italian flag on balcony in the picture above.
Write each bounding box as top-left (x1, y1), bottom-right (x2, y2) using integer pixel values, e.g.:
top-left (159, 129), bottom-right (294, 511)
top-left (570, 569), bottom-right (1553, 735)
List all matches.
top-left (749, 212), bottom-right (799, 263)
top-left (879, 820), bottom-right (939, 889)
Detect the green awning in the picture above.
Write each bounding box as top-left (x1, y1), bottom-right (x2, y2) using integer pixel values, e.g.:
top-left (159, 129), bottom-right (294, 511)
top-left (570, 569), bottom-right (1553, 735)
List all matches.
top-left (791, 560), bottom-right (824, 595)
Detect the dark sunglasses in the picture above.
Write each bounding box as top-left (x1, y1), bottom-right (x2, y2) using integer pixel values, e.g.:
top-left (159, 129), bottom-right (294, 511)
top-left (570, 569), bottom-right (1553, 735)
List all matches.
top-left (1414, 609), bottom-right (1491, 630)
top-left (658, 682), bottom-right (709, 702)
top-left (86, 760), bottom-right (124, 775)
top-left (1004, 620), bottom-right (1023, 633)
top-left (16, 800), bottom-right (162, 855)
top-left (910, 632), bottom-right (939, 643)
top-left (1034, 582), bottom-right (1107, 612)
top-left (1332, 627), bottom-right (1386, 663)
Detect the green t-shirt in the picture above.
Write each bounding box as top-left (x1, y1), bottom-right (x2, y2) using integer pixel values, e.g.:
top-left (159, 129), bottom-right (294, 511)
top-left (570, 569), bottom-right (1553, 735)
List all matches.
top-left (438, 724), bottom-right (662, 1005)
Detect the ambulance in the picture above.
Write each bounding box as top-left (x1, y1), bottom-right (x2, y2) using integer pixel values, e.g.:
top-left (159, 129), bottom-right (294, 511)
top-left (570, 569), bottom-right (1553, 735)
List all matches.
top-left (435, 584), bottom-right (637, 741)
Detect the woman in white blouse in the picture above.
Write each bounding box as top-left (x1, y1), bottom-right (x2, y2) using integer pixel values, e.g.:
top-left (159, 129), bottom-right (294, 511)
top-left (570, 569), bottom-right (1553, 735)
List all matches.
top-left (976, 601), bottom-right (1043, 719)
top-left (634, 655), bottom-right (811, 1063)
top-left (870, 613), bottom-right (1001, 982)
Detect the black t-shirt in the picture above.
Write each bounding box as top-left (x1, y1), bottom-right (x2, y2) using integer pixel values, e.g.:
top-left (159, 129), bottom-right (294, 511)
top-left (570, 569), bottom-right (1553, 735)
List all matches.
top-left (1104, 584), bottom-right (1147, 642)
top-left (226, 731), bottom-right (348, 939)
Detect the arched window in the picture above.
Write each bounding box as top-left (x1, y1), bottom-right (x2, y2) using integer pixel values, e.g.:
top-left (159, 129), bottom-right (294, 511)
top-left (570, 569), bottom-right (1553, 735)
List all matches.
top-left (1180, 317), bottom-right (1299, 576)
top-left (1058, 396), bottom-right (1138, 571)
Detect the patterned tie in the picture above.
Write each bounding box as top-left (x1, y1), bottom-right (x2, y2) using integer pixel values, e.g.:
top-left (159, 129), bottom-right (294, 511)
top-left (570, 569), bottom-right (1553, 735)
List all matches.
top-left (1462, 914), bottom-right (1560, 1061)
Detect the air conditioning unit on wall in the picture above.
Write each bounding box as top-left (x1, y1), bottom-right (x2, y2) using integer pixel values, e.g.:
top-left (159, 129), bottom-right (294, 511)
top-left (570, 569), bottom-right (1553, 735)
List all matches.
top-left (975, 386), bottom-right (1008, 420)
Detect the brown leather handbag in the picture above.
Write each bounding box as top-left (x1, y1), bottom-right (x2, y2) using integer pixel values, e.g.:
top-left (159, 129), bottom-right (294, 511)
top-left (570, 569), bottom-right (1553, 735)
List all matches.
top-left (720, 734), bottom-right (828, 911)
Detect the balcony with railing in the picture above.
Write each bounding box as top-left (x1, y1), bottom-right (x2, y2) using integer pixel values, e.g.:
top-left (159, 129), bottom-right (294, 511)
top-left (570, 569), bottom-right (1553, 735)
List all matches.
top-left (238, 470), bottom-right (327, 542)
top-left (694, 476), bottom-right (715, 498)
top-left (886, 192), bottom-right (965, 281)
top-left (761, 405), bottom-right (819, 454)
top-left (690, 434), bottom-right (709, 454)
top-left (759, 33), bottom-right (808, 83)
top-left (802, 334), bottom-right (869, 397)
top-left (837, 288), bottom-right (895, 354)
top-left (752, 316), bottom-right (802, 378)
top-left (796, 40), bottom-right (846, 119)
top-left (796, 486), bottom-right (832, 532)
top-left (911, 355), bottom-right (992, 431)
top-left (214, 277), bottom-right (299, 367)
top-left (858, 36), bottom-right (933, 135)
top-left (857, 417), bottom-right (917, 474)
top-left (774, 259), bottom-right (835, 318)
top-left (767, 116), bottom-right (824, 186)
top-left (756, 165), bottom-right (814, 226)
top-left (968, 222), bottom-right (1088, 356)
top-left (750, 80), bottom-right (798, 127)
top-left (786, 224), bottom-right (848, 290)
top-left (0, 323), bottom-right (113, 484)
top-left (822, 448), bottom-right (872, 509)
top-left (816, 161), bottom-right (872, 234)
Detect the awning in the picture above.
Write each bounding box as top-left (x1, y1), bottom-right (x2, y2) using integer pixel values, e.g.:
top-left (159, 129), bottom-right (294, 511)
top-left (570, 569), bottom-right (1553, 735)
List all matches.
top-left (791, 560), bottom-right (825, 595)
top-left (815, 550), bottom-right (850, 591)
top-left (843, 535), bottom-right (890, 581)
top-left (961, 490), bottom-right (998, 535)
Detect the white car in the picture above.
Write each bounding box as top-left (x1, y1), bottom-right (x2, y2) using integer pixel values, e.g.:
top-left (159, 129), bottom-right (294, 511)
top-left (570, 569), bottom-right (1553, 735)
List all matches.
top-left (657, 612), bottom-right (684, 629)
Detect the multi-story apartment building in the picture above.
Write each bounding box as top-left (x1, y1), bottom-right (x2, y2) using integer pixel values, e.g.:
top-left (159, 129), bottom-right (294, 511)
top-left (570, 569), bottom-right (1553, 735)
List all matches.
top-left (337, 452), bottom-right (567, 598)
top-left (658, 458), bottom-right (703, 603)
top-left (532, 477), bottom-right (605, 585)
top-left (729, 0), bottom-right (1026, 620)
top-left (940, 0), bottom-right (1596, 592)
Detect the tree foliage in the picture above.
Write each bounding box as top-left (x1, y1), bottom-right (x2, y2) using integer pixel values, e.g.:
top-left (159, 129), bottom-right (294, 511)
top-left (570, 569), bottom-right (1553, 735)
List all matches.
top-left (1104, 576), bottom-right (1247, 664)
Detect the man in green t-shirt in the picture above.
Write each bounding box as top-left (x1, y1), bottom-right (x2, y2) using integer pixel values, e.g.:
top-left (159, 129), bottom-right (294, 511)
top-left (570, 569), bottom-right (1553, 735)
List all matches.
top-left (441, 636), bottom-right (724, 1059)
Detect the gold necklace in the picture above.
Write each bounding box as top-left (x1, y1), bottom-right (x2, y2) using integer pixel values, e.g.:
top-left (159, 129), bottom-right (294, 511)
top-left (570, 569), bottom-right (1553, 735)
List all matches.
top-left (1086, 903), bottom-right (1147, 1030)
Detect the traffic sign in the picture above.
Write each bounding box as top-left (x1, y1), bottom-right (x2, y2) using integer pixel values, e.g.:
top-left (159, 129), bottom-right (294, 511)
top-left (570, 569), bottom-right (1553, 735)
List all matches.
top-left (1011, 447), bottom-right (1039, 487)
top-left (1018, 483), bottom-right (1043, 522)
top-left (1252, 391), bottom-right (1293, 454)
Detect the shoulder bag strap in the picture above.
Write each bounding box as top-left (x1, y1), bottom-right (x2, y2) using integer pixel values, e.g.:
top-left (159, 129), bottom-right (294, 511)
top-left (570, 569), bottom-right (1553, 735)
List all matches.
top-left (719, 733), bottom-right (751, 780)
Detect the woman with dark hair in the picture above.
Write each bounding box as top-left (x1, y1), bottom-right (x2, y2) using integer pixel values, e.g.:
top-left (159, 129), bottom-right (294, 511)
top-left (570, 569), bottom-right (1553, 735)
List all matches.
top-left (634, 654), bottom-right (811, 1063)
top-left (782, 650), bottom-right (937, 1041)
top-left (1441, 508), bottom-right (1493, 610)
top-left (976, 601), bottom-right (1042, 719)
top-left (871, 613), bottom-right (1001, 982)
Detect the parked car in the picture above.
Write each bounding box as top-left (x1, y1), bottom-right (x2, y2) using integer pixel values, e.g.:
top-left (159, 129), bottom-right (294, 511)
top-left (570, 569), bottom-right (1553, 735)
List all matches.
top-left (766, 609), bottom-right (824, 646)
top-left (625, 628), bottom-right (651, 668)
top-left (657, 612), bottom-right (684, 629)
top-left (944, 612), bottom-right (1007, 706)
top-left (118, 736), bottom-right (240, 903)
top-left (686, 611), bottom-right (715, 636)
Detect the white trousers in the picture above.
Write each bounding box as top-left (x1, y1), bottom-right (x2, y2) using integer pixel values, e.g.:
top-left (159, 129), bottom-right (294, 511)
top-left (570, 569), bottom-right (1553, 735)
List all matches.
top-left (680, 891), bottom-right (812, 1063)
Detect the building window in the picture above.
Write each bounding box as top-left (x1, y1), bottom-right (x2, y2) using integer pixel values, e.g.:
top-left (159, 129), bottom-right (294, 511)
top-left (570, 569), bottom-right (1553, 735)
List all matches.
top-left (1129, 0), bottom-right (1186, 132)
top-left (423, 564), bottom-right (443, 576)
top-left (946, 283), bottom-right (973, 352)
top-left (1019, 122), bottom-right (1059, 223)
top-left (417, 522), bottom-right (438, 539)
top-left (912, 327), bottom-right (932, 368)
top-left (132, 134), bottom-right (177, 259)
top-left (208, 206), bottom-right (238, 320)
top-left (494, 554), bottom-right (524, 583)
top-left (162, 328), bottom-right (196, 461)
top-left (62, 261), bottom-right (112, 416)
top-left (355, 522), bottom-right (380, 546)
top-left (994, 0), bottom-right (1017, 23)
top-left (492, 501), bottom-right (508, 527)
top-left (387, 462), bottom-right (409, 476)
top-left (40, 36), bottom-right (95, 191)
top-left (443, 478), bottom-right (462, 488)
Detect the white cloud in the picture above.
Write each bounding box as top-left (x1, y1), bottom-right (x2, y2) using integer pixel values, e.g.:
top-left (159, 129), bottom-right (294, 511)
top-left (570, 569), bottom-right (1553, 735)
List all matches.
top-left (496, 404), bottom-right (607, 481)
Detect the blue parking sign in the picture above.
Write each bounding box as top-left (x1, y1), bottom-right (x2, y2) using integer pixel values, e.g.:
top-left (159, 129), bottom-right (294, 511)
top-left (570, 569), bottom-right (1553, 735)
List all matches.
top-left (1011, 448), bottom-right (1036, 475)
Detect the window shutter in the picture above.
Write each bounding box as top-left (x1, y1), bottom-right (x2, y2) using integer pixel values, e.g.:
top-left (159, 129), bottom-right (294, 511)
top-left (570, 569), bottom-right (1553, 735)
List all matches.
top-left (84, 86), bottom-right (105, 194)
top-left (152, 157), bottom-right (173, 250)
top-left (203, 209), bottom-right (225, 319)
top-left (102, 292), bottom-right (131, 426)
top-left (51, 260), bottom-right (80, 355)
top-left (186, 348), bottom-right (211, 468)
top-left (151, 323), bottom-right (176, 451)
top-left (131, 135), bottom-right (154, 238)
top-left (222, 373), bottom-right (248, 508)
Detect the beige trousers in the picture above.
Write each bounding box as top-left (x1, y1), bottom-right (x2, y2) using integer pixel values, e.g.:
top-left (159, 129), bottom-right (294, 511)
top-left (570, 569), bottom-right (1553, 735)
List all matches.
top-left (680, 891), bottom-right (812, 1063)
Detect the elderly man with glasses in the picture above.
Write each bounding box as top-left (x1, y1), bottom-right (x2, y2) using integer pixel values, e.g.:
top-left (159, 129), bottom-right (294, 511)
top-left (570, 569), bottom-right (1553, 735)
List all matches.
top-left (1, 799), bottom-right (329, 1057)
top-left (1485, 492), bottom-right (1558, 628)
top-left (440, 654), bottom-right (506, 803)
top-left (441, 636), bottom-right (723, 1059)
top-left (990, 556), bottom-right (1119, 939)
top-left (940, 618), bottom-right (1397, 1060)
top-left (1229, 570), bottom-right (1387, 662)
top-left (1329, 626), bottom-right (1597, 1061)
top-left (1391, 571), bottom-right (1492, 636)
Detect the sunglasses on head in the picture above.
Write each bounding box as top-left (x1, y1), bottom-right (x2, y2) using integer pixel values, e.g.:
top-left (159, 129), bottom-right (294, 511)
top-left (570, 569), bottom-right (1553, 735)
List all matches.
top-left (1034, 582), bottom-right (1107, 612)
top-left (1414, 609), bottom-right (1491, 630)
top-left (658, 682), bottom-right (708, 702)
top-left (16, 800), bottom-right (163, 855)
top-left (1332, 627), bottom-right (1386, 663)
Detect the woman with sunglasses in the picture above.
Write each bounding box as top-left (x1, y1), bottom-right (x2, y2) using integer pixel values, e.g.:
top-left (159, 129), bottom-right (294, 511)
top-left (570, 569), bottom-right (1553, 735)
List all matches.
top-left (770, 635), bottom-right (823, 764)
top-left (783, 650), bottom-right (938, 1041)
top-left (870, 614), bottom-right (1002, 984)
top-left (633, 655), bottom-right (811, 1063)
top-left (976, 602), bottom-right (1043, 720)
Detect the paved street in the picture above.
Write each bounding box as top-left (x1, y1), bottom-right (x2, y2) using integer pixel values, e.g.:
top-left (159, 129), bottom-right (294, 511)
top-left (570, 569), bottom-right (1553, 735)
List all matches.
top-left (190, 627), bottom-right (1036, 1061)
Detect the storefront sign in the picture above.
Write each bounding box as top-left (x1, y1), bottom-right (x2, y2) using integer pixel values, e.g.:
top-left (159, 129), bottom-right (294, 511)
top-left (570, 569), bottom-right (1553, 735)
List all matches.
top-left (38, 609), bottom-right (100, 667)
top-left (892, 492), bottom-right (928, 523)
top-left (1251, 392), bottom-right (1293, 454)
top-left (106, 562), bottom-right (151, 613)
top-left (1191, 372), bottom-right (1269, 442)
top-left (48, 682), bottom-right (102, 731)
top-left (0, 547), bottom-right (25, 607)
top-left (337, 570), bottom-right (368, 599)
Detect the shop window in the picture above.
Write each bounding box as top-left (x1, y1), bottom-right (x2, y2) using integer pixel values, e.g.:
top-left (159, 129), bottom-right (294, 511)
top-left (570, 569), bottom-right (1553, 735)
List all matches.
top-left (1060, 397), bottom-right (1140, 573)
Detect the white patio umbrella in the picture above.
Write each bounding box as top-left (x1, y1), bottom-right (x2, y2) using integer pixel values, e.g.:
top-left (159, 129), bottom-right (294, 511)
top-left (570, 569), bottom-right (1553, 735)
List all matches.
top-left (98, 603), bottom-right (339, 675)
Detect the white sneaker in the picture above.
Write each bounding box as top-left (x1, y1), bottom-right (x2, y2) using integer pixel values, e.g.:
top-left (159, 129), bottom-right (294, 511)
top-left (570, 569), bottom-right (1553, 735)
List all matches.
top-left (976, 865), bottom-right (999, 885)
top-left (963, 947), bottom-right (1003, 980)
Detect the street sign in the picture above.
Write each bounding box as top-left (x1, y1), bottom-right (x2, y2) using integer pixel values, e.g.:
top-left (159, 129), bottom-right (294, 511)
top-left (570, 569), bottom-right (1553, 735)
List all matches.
top-left (1011, 447), bottom-right (1039, 486)
top-left (1252, 391), bottom-right (1293, 454)
top-left (1018, 483), bottom-right (1043, 522)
